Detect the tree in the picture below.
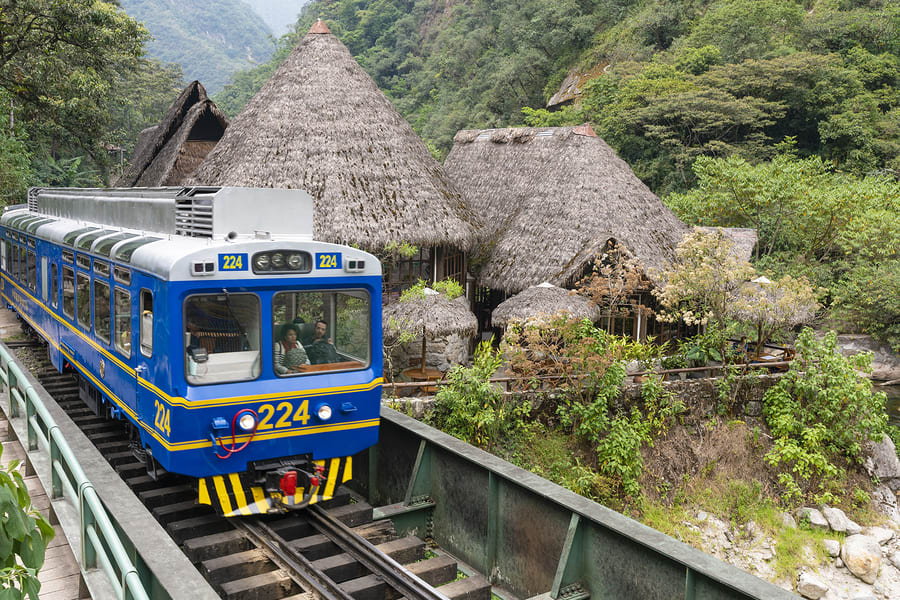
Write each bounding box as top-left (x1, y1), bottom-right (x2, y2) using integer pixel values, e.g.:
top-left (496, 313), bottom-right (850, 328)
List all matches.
top-left (731, 274), bottom-right (818, 356)
top-left (0, 130), bottom-right (33, 205)
top-left (0, 0), bottom-right (147, 155)
top-left (576, 241), bottom-right (648, 334)
top-left (653, 228), bottom-right (755, 336)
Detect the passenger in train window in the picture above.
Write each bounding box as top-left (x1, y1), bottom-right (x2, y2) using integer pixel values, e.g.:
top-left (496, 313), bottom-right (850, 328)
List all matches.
top-left (304, 319), bottom-right (338, 364)
top-left (274, 323), bottom-right (309, 374)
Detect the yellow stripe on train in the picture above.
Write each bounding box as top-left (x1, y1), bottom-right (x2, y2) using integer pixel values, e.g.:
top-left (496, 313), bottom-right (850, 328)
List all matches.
top-left (198, 456), bottom-right (353, 517)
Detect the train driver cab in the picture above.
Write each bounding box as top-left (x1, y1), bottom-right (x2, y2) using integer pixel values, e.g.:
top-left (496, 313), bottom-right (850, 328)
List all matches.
top-left (271, 290), bottom-right (371, 376)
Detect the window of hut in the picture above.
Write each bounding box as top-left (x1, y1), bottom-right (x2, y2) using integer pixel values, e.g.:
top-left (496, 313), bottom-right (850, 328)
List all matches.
top-left (381, 246), bottom-right (433, 304)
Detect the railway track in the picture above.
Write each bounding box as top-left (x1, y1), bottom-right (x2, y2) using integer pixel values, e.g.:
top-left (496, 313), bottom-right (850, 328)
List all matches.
top-left (13, 342), bottom-right (490, 600)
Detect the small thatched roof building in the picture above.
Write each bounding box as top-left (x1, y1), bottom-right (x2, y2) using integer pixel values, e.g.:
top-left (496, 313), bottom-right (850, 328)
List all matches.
top-left (117, 81), bottom-right (228, 187)
top-left (444, 125), bottom-right (690, 295)
top-left (492, 283), bottom-right (602, 329)
top-left (189, 20), bottom-right (478, 256)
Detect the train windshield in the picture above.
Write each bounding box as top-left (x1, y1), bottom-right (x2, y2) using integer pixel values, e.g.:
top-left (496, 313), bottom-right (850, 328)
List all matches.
top-left (272, 290), bottom-right (371, 376)
top-left (184, 293), bottom-right (261, 385)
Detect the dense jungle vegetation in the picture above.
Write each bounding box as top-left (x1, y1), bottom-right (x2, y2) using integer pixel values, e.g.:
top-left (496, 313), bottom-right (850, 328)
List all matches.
top-left (216, 0), bottom-right (900, 350)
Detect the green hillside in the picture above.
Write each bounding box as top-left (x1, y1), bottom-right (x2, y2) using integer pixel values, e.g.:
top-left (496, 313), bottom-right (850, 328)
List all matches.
top-left (121, 0), bottom-right (275, 94)
top-left (217, 0), bottom-right (900, 191)
top-left (213, 0), bottom-right (900, 350)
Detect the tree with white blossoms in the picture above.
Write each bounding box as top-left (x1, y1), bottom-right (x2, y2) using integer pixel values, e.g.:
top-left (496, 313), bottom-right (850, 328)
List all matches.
top-left (654, 228), bottom-right (754, 329)
top-left (732, 274), bottom-right (819, 356)
top-left (654, 228), bottom-right (817, 360)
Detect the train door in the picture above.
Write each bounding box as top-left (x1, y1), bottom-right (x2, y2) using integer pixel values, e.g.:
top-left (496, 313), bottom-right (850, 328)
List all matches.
top-left (134, 289), bottom-right (153, 416)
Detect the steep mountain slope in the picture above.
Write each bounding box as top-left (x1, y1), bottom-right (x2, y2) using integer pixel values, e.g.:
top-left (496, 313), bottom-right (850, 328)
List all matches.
top-left (121, 0), bottom-right (275, 94)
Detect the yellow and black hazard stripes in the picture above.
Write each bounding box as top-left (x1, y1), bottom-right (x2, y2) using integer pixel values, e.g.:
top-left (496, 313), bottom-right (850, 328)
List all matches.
top-left (198, 456), bottom-right (353, 517)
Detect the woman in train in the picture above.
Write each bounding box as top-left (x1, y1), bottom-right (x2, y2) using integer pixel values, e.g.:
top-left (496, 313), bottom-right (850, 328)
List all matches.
top-left (274, 323), bottom-right (310, 374)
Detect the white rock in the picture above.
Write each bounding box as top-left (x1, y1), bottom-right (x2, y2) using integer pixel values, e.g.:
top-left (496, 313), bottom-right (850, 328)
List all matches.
top-left (697, 510), bottom-right (708, 521)
top-left (868, 434), bottom-right (900, 491)
top-left (798, 507), bottom-right (830, 530)
top-left (797, 572), bottom-right (829, 599)
top-left (782, 512), bottom-right (798, 529)
top-left (835, 557), bottom-right (844, 568)
top-left (823, 506), bottom-right (862, 534)
top-left (841, 534), bottom-right (882, 584)
top-left (890, 550), bottom-right (900, 570)
top-left (824, 539), bottom-right (841, 557)
top-left (873, 484), bottom-right (900, 525)
top-left (862, 526), bottom-right (894, 545)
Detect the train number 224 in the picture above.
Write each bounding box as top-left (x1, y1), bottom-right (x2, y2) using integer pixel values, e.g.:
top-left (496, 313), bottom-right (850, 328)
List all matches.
top-left (154, 401), bottom-right (171, 437)
top-left (258, 401), bottom-right (310, 430)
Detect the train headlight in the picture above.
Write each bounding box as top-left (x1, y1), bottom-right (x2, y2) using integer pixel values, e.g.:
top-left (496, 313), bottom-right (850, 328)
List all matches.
top-left (251, 250), bottom-right (311, 274)
top-left (316, 404), bottom-right (333, 421)
top-left (238, 413), bottom-right (257, 431)
top-left (287, 253), bottom-right (304, 269)
top-left (254, 254), bottom-right (270, 270)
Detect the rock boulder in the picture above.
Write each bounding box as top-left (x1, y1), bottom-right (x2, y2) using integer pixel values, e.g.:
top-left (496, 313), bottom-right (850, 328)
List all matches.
top-left (797, 572), bottom-right (828, 599)
top-left (840, 534), bottom-right (881, 584)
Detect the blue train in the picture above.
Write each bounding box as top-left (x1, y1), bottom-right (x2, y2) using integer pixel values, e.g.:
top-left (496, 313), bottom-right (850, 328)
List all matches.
top-left (0, 187), bottom-right (382, 516)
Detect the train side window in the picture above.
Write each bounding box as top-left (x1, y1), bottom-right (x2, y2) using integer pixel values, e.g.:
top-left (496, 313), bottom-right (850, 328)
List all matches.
top-left (51, 264), bottom-right (58, 308)
top-left (16, 246), bottom-right (23, 281)
top-left (94, 280), bottom-right (110, 343)
top-left (26, 250), bottom-right (36, 291)
top-left (114, 288), bottom-right (131, 357)
top-left (140, 289), bottom-right (153, 357)
top-left (62, 267), bottom-right (75, 319)
top-left (76, 272), bottom-right (91, 330)
top-left (41, 257), bottom-right (48, 302)
top-left (1, 240), bottom-right (6, 272)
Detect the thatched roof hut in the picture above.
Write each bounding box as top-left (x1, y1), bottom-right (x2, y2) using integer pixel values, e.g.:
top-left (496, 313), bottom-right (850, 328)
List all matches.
top-left (492, 283), bottom-right (602, 329)
top-left (189, 20), bottom-right (478, 252)
top-left (444, 125), bottom-right (690, 294)
top-left (383, 289), bottom-right (478, 340)
top-left (117, 81), bottom-right (228, 187)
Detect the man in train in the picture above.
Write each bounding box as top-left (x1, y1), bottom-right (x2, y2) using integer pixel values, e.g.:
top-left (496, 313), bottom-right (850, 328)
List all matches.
top-left (304, 319), bottom-right (338, 364)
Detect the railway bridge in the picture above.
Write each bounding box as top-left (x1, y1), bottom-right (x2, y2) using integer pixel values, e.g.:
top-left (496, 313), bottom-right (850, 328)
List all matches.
top-left (0, 307), bottom-right (798, 600)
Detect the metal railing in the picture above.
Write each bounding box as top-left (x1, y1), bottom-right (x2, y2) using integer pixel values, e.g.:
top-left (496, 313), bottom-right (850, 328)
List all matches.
top-left (0, 345), bottom-right (149, 600)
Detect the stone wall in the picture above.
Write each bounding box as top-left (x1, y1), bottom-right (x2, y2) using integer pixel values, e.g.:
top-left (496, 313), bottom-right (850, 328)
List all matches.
top-left (385, 372), bottom-right (785, 422)
top-left (385, 332), bottom-right (472, 376)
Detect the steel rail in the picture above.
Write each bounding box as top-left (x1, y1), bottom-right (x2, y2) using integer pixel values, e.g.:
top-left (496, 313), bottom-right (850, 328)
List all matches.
top-left (235, 517), bottom-right (355, 600)
top-left (308, 505), bottom-right (452, 600)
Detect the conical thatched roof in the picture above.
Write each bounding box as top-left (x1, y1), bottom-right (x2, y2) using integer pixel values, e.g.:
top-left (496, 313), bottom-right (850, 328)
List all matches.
top-left (190, 21), bottom-right (478, 251)
top-left (117, 81), bottom-right (228, 187)
top-left (492, 282), bottom-right (602, 329)
top-left (444, 125), bottom-right (690, 294)
top-left (383, 290), bottom-right (478, 340)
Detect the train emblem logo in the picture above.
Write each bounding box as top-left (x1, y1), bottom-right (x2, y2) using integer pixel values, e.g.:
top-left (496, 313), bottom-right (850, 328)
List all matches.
top-left (99, 358), bottom-right (105, 378)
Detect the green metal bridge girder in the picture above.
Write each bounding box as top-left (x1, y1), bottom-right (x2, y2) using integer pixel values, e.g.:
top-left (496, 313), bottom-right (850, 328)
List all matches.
top-left (363, 407), bottom-right (799, 600)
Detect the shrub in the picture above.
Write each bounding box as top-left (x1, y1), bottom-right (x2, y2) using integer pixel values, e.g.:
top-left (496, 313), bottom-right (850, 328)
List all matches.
top-left (428, 341), bottom-right (530, 450)
top-left (763, 328), bottom-right (888, 503)
top-left (0, 445), bottom-right (54, 598)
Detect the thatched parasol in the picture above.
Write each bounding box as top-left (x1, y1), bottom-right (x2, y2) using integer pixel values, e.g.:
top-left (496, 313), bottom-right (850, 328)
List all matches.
top-left (117, 81), bottom-right (228, 187)
top-left (444, 125), bottom-right (689, 293)
top-left (190, 20), bottom-right (478, 252)
top-left (383, 289), bottom-right (478, 372)
top-left (491, 282), bottom-right (602, 329)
